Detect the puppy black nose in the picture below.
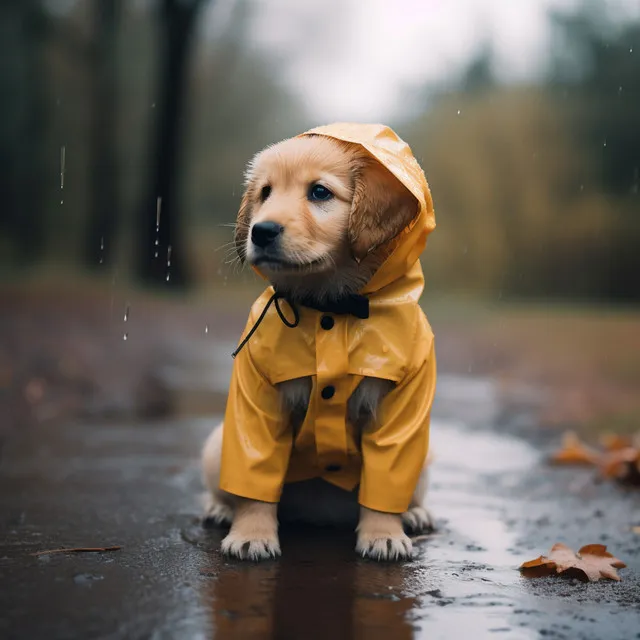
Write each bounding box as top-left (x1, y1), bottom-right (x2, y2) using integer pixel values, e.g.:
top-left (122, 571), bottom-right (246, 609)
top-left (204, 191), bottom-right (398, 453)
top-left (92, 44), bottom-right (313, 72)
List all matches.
top-left (251, 221), bottom-right (283, 248)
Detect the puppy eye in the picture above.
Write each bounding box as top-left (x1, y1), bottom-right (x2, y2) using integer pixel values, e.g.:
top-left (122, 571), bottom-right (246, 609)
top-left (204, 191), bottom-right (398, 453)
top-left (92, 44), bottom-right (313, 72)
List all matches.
top-left (260, 185), bottom-right (272, 201)
top-left (308, 184), bottom-right (333, 202)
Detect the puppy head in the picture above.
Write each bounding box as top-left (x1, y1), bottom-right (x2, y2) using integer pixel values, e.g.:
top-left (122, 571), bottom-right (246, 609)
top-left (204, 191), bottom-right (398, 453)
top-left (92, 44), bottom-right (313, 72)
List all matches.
top-left (235, 135), bottom-right (419, 293)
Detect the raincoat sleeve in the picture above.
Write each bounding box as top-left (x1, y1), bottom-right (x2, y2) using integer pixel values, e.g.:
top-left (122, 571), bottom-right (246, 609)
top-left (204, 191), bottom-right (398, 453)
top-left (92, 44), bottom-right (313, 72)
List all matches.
top-left (218, 342), bottom-right (292, 503)
top-left (358, 337), bottom-right (436, 514)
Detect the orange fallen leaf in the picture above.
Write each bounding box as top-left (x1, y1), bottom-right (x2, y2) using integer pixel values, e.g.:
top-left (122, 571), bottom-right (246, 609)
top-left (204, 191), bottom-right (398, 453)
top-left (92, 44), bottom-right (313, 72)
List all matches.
top-left (599, 433), bottom-right (633, 452)
top-left (599, 447), bottom-right (640, 481)
top-left (520, 543), bottom-right (626, 582)
top-left (549, 432), bottom-right (600, 466)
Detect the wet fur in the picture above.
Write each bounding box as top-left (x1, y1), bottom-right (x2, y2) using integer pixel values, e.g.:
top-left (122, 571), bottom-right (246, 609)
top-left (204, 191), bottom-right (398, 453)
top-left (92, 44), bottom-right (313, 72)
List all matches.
top-left (202, 135), bottom-right (432, 561)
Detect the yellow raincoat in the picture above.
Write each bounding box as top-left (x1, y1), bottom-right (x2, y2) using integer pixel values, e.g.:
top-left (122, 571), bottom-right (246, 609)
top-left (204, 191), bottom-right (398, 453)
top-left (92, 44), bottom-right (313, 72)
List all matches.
top-left (220, 123), bottom-right (436, 514)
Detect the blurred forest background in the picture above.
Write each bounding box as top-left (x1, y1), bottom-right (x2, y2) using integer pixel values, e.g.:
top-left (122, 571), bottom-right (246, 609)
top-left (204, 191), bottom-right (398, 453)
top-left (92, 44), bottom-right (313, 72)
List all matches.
top-left (1, 0), bottom-right (639, 434)
top-left (1, 0), bottom-right (638, 300)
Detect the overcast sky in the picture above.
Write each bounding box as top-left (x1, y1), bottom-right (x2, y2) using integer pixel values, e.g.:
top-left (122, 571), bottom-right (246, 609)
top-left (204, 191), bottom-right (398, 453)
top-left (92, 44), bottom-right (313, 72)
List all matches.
top-left (224, 0), bottom-right (640, 122)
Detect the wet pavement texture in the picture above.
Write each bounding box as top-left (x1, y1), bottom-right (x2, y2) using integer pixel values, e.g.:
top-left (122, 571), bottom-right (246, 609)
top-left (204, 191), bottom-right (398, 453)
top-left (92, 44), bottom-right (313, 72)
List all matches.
top-left (1, 360), bottom-right (639, 639)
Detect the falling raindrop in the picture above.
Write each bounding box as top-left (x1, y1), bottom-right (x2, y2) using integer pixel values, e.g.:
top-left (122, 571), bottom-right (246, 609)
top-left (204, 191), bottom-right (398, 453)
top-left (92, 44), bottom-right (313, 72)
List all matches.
top-left (580, 184), bottom-right (584, 191)
top-left (99, 236), bottom-right (105, 264)
top-left (630, 48), bottom-right (634, 53)
top-left (165, 246), bottom-right (173, 282)
top-left (155, 197), bottom-right (162, 258)
top-left (619, 86), bottom-right (623, 95)
top-left (151, 102), bottom-right (156, 108)
top-left (60, 146), bottom-right (66, 190)
top-left (457, 109), bottom-right (461, 115)
top-left (205, 325), bottom-right (209, 334)
top-left (603, 139), bottom-right (607, 147)
top-left (123, 304), bottom-right (130, 323)
top-left (123, 333), bottom-right (128, 341)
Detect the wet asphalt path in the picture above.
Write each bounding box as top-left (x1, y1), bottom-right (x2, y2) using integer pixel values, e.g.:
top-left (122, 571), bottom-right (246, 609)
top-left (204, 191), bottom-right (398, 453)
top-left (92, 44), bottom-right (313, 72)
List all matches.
top-left (1, 363), bottom-right (639, 639)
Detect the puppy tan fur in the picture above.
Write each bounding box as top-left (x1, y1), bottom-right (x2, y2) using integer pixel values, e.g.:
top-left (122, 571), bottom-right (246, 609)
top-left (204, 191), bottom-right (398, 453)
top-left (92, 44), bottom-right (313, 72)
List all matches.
top-left (202, 129), bottom-right (434, 561)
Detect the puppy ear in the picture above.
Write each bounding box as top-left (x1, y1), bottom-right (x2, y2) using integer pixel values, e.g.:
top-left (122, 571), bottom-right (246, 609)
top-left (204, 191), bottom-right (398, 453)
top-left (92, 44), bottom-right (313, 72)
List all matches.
top-left (349, 157), bottom-right (419, 261)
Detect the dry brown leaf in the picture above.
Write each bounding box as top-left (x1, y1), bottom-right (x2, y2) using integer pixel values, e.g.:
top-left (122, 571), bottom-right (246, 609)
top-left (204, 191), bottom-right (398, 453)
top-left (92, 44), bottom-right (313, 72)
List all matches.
top-left (599, 433), bottom-right (633, 451)
top-left (599, 447), bottom-right (640, 480)
top-left (549, 432), bottom-right (600, 466)
top-left (520, 543), bottom-right (626, 582)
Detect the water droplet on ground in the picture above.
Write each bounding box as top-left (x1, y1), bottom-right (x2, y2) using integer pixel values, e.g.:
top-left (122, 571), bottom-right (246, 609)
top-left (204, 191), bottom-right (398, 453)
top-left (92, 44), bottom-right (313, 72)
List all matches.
top-left (74, 573), bottom-right (104, 585)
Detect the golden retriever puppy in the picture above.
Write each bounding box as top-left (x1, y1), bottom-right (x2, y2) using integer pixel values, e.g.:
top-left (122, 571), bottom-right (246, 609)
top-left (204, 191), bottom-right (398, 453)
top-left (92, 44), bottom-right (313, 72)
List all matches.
top-left (202, 123), bottom-right (437, 561)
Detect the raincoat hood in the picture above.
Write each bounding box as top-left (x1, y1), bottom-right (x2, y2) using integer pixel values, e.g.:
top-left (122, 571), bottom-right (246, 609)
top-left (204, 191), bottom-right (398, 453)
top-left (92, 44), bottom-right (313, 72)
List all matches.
top-left (220, 124), bottom-right (438, 515)
top-left (299, 123), bottom-right (436, 293)
top-left (250, 123), bottom-right (436, 294)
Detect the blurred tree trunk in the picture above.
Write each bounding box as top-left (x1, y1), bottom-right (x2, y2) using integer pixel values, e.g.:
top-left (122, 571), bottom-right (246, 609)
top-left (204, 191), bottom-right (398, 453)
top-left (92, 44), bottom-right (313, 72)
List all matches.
top-left (84, 0), bottom-right (121, 269)
top-left (135, 0), bottom-right (206, 288)
top-left (0, 0), bottom-right (48, 265)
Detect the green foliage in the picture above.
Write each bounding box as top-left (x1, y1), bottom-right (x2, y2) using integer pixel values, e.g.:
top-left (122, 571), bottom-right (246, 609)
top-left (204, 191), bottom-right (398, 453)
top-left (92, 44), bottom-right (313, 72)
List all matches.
top-left (403, 1), bottom-right (640, 301)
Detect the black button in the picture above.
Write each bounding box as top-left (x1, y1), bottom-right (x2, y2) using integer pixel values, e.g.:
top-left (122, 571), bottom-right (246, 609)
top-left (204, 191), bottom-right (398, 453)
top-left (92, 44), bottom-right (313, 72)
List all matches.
top-left (320, 315), bottom-right (334, 330)
top-left (325, 464), bottom-right (341, 472)
top-left (321, 385), bottom-right (335, 400)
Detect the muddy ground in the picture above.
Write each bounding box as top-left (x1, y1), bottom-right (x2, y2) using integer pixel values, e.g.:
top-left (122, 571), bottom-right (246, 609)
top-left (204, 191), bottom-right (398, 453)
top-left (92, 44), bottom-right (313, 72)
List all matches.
top-left (0, 286), bottom-right (639, 639)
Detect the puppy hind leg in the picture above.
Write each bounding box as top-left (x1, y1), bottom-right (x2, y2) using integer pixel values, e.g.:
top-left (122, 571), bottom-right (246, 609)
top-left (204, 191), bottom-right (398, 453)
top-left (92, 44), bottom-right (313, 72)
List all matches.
top-left (401, 458), bottom-right (434, 534)
top-left (201, 423), bottom-right (234, 527)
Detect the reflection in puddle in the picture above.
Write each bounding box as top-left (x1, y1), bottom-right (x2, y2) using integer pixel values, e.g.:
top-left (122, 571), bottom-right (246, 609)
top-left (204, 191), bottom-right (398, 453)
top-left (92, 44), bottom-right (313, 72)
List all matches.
top-left (198, 376), bottom-right (544, 639)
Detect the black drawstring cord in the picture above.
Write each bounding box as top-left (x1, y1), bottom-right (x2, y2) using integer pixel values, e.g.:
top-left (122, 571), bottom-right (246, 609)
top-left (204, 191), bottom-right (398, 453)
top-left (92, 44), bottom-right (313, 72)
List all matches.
top-left (231, 291), bottom-right (300, 359)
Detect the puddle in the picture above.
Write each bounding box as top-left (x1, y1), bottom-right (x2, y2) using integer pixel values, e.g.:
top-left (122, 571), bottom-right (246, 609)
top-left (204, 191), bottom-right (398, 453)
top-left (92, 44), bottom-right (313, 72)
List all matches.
top-left (2, 373), bottom-right (638, 640)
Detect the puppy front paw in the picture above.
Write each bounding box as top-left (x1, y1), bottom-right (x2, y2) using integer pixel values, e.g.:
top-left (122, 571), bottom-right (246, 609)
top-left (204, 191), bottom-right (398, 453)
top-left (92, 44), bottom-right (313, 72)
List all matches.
top-left (221, 530), bottom-right (281, 560)
top-left (356, 530), bottom-right (413, 561)
top-left (356, 508), bottom-right (413, 561)
top-left (402, 506), bottom-right (434, 534)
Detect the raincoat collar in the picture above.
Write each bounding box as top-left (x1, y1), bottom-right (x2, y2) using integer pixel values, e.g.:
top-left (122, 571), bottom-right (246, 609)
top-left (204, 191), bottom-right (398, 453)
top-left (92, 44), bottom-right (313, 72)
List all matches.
top-left (231, 288), bottom-right (369, 358)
